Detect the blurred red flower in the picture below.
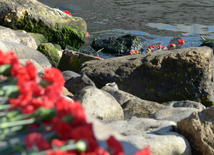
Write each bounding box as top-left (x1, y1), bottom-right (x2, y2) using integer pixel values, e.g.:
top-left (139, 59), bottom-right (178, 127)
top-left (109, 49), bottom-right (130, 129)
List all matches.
top-left (63, 10), bottom-right (72, 16)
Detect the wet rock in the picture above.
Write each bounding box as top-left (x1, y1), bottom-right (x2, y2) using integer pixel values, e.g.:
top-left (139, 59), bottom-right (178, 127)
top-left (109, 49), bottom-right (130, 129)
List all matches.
top-left (80, 47), bottom-right (214, 107)
top-left (58, 49), bottom-right (103, 73)
top-left (0, 0), bottom-right (87, 49)
top-left (91, 34), bottom-right (143, 55)
top-left (0, 26), bottom-right (37, 49)
top-left (122, 98), bottom-right (170, 119)
top-left (177, 106), bottom-right (214, 155)
top-left (37, 43), bottom-right (60, 67)
top-left (0, 40), bottom-right (51, 69)
top-left (162, 100), bottom-right (206, 111)
top-left (150, 107), bottom-right (199, 123)
top-left (200, 39), bottom-right (214, 52)
top-left (74, 86), bottom-right (124, 122)
top-left (106, 117), bottom-right (192, 155)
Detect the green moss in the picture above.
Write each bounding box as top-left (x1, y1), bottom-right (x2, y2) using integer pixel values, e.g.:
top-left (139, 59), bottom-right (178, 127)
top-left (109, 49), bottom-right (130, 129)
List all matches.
top-left (201, 96), bottom-right (214, 107)
top-left (14, 12), bottom-right (85, 49)
top-left (37, 43), bottom-right (60, 67)
top-left (69, 56), bottom-right (82, 69)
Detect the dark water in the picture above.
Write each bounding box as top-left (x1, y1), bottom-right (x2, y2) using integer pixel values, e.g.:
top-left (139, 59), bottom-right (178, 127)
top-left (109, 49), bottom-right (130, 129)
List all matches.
top-left (38, 0), bottom-right (214, 57)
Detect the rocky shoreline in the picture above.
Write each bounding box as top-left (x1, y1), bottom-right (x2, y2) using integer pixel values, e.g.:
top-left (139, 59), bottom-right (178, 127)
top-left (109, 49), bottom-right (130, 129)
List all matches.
top-left (1, 0), bottom-right (214, 155)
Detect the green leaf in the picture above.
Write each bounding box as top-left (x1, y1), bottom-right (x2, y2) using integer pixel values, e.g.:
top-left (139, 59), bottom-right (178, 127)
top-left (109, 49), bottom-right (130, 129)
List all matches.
top-left (0, 64), bottom-right (11, 76)
top-left (34, 107), bottom-right (56, 120)
top-left (1, 85), bottom-right (19, 98)
top-left (62, 115), bottom-right (73, 124)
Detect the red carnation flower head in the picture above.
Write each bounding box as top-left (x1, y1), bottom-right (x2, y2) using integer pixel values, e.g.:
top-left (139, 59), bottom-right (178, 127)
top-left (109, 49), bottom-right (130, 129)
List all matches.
top-left (170, 43), bottom-right (176, 49)
top-left (42, 68), bottom-right (65, 88)
top-left (157, 45), bottom-right (162, 50)
top-left (162, 46), bottom-right (168, 50)
top-left (178, 39), bottom-right (185, 46)
top-left (107, 136), bottom-right (125, 155)
top-left (63, 10), bottom-right (72, 16)
top-left (25, 132), bottom-right (51, 151)
top-left (86, 32), bottom-right (90, 39)
top-left (148, 45), bottom-right (155, 52)
top-left (95, 56), bottom-right (101, 59)
top-left (0, 50), bottom-right (19, 66)
top-left (134, 146), bottom-right (153, 155)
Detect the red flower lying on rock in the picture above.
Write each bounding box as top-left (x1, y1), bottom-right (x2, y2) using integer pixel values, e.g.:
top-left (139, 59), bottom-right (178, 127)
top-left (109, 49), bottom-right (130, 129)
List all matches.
top-left (170, 43), bottom-right (176, 49)
top-left (178, 39), bottom-right (185, 46)
top-left (130, 49), bottom-right (139, 55)
top-left (63, 10), bottom-right (72, 16)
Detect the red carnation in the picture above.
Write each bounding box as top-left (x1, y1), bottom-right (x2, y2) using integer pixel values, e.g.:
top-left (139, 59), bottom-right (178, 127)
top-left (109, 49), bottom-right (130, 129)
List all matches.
top-left (134, 146), bottom-right (153, 155)
top-left (63, 10), bottom-right (72, 16)
top-left (25, 132), bottom-right (51, 151)
top-left (107, 136), bottom-right (124, 155)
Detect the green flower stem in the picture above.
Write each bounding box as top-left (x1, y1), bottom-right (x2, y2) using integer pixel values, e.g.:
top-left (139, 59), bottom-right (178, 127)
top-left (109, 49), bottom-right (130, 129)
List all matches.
top-left (0, 104), bottom-right (12, 110)
top-left (0, 118), bottom-right (35, 129)
top-left (201, 36), bottom-right (206, 41)
top-left (9, 114), bottom-right (31, 122)
top-left (6, 110), bottom-right (21, 118)
top-left (29, 141), bottom-right (77, 155)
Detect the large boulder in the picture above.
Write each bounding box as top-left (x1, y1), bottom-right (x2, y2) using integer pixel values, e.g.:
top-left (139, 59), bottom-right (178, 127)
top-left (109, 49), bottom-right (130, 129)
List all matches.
top-left (150, 107), bottom-right (199, 123)
top-left (107, 117), bottom-right (192, 155)
top-left (0, 40), bottom-right (51, 68)
top-left (91, 34), bottom-right (143, 55)
top-left (0, 0), bottom-right (87, 49)
top-left (162, 100), bottom-right (206, 111)
top-left (0, 25), bottom-right (37, 49)
top-left (58, 49), bottom-right (103, 73)
top-left (177, 106), bottom-right (214, 155)
top-left (80, 47), bottom-right (214, 106)
top-left (74, 86), bottom-right (124, 122)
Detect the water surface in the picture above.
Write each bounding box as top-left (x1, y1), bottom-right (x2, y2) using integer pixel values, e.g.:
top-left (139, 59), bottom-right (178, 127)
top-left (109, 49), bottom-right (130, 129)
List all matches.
top-left (38, 0), bottom-right (214, 55)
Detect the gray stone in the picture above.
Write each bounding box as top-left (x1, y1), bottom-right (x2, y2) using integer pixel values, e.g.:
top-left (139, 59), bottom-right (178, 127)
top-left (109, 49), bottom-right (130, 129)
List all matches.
top-left (58, 49), bottom-right (103, 73)
top-left (122, 98), bottom-right (170, 119)
top-left (101, 85), bottom-right (141, 106)
top-left (162, 100), bottom-right (206, 111)
top-left (80, 46), bottom-right (214, 107)
top-left (62, 70), bottom-right (81, 81)
top-left (65, 74), bottom-right (96, 95)
top-left (0, 26), bottom-right (37, 49)
top-left (107, 117), bottom-right (192, 155)
top-left (150, 107), bottom-right (199, 123)
top-left (74, 86), bottom-right (124, 122)
top-left (0, 0), bottom-right (87, 49)
top-left (177, 106), bottom-right (214, 155)
top-left (0, 40), bottom-right (51, 69)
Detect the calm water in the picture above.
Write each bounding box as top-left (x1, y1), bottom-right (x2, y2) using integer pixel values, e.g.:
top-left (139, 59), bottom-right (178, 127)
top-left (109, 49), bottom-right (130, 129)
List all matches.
top-left (38, 0), bottom-right (214, 57)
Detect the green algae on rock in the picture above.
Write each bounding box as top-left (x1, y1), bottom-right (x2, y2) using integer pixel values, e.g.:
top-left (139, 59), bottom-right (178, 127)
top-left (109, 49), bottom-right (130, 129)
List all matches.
top-left (37, 43), bottom-right (60, 67)
top-left (0, 0), bottom-right (87, 49)
top-left (91, 34), bottom-right (144, 55)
